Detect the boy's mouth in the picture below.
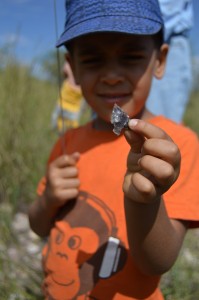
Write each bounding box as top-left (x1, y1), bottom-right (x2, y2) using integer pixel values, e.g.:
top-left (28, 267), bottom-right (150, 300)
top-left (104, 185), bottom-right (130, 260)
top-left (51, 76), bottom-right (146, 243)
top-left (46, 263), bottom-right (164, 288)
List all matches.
top-left (98, 93), bottom-right (131, 104)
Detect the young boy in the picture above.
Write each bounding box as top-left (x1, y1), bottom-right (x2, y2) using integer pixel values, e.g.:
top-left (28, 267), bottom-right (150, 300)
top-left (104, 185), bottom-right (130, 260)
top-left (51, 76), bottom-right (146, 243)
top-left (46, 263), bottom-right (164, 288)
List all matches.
top-left (28, 0), bottom-right (199, 299)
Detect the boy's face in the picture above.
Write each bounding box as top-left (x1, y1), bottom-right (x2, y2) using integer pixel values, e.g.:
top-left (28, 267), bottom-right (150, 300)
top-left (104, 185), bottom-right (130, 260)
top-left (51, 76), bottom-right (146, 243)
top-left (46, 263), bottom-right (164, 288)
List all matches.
top-left (68, 32), bottom-right (167, 122)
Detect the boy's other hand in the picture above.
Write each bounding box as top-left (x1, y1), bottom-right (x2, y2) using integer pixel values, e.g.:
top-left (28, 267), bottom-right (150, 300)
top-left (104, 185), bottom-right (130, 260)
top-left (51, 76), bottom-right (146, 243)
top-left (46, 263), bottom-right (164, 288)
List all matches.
top-left (123, 120), bottom-right (181, 204)
top-left (44, 152), bottom-right (80, 208)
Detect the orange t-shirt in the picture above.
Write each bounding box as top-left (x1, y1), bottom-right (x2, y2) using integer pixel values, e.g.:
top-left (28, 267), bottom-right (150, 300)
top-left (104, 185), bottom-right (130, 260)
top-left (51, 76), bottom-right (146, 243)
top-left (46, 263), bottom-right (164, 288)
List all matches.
top-left (38, 116), bottom-right (199, 300)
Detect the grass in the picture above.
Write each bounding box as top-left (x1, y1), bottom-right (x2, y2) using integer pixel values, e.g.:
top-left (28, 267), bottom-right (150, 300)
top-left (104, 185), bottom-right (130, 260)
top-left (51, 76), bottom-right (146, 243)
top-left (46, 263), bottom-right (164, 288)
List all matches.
top-left (0, 57), bottom-right (57, 299)
top-left (0, 60), bottom-right (57, 209)
top-left (160, 229), bottom-right (199, 300)
top-left (184, 91), bottom-right (199, 134)
top-left (0, 56), bottom-right (199, 299)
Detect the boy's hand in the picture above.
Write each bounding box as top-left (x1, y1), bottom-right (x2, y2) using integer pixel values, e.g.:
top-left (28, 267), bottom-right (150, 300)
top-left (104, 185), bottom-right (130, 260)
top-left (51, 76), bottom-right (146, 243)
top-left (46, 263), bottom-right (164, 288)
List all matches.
top-left (44, 152), bottom-right (80, 208)
top-left (123, 119), bottom-right (181, 204)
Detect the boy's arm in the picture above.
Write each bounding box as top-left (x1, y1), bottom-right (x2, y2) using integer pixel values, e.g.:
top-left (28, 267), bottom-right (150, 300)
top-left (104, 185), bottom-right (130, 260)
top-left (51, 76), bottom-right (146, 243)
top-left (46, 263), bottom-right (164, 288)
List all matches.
top-left (28, 194), bottom-right (60, 237)
top-left (28, 153), bottom-right (80, 237)
top-left (123, 119), bottom-right (188, 276)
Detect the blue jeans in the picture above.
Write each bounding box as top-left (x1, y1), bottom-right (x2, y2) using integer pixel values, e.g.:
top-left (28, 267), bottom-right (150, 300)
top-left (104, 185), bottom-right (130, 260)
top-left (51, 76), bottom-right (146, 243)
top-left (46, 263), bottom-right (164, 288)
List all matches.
top-left (146, 36), bottom-right (193, 123)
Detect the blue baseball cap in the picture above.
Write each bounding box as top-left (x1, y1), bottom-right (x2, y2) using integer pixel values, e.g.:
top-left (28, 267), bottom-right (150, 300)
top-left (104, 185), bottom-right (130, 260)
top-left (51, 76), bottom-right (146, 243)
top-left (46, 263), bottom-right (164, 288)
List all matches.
top-left (56, 0), bottom-right (164, 47)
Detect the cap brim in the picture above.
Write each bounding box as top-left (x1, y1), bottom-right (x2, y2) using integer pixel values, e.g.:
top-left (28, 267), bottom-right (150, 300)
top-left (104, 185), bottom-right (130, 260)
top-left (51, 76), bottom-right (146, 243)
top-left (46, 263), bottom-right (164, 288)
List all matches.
top-left (56, 16), bottom-right (162, 47)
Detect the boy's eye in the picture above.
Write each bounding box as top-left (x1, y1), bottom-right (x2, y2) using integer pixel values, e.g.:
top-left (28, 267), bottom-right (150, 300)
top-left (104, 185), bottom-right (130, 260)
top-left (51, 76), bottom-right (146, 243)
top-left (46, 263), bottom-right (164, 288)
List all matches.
top-left (80, 56), bottom-right (101, 65)
top-left (123, 54), bottom-right (144, 61)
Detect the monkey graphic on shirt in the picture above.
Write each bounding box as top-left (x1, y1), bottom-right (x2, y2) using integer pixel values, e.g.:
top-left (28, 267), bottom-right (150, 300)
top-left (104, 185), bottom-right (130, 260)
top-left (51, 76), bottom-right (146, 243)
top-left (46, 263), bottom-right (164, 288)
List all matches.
top-left (42, 191), bottom-right (127, 300)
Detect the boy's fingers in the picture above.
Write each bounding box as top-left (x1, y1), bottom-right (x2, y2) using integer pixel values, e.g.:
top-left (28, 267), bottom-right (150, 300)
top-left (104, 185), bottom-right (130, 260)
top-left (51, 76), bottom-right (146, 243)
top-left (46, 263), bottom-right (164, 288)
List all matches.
top-left (56, 188), bottom-right (79, 202)
top-left (59, 178), bottom-right (80, 189)
top-left (124, 119), bottom-right (174, 154)
top-left (124, 129), bottom-right (145, 154)
top-left (51, 153), bottom-right (80, 168)
top-left (128, 119), bottom-right (172, 141)
top-left (60, 166), bottom-right (79, 178)
top-left (71, 152), bottom-right (81, 160)
top-left (142, 139), bottom-right (181, 166)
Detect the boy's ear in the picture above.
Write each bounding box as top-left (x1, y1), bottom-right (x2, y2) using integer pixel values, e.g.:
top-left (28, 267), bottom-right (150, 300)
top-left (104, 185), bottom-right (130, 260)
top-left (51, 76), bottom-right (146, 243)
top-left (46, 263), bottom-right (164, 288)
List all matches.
top-left (153, 44), bottom-right (169, 79)
top-left (65, 53), bottom-right (80, 85)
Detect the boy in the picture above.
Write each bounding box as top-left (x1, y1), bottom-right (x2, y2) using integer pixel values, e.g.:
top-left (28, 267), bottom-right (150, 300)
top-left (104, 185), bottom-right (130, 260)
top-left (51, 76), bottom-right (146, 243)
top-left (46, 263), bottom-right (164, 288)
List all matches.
top-left (28, 0), bottom-right (199, 299)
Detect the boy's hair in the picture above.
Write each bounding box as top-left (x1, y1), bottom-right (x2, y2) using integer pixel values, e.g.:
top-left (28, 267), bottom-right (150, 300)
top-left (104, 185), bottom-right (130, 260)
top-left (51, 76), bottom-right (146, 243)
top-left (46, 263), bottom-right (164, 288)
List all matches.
top-left (56, 0), bottom-right (164, 48)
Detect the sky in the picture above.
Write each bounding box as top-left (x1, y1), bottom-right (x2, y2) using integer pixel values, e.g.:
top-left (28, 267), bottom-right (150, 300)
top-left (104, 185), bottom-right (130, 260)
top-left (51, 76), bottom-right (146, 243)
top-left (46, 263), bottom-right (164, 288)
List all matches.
top-left (0, 0), bottom-right (199, 74)
top-left (0, 0), bottom-right (66, 75)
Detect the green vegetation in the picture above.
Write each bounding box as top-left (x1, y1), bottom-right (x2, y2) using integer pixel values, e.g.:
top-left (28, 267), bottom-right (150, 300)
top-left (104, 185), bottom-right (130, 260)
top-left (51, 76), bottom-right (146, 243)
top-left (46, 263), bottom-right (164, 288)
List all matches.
top-left (184, 91), bottom-right (199, 134)
top-left (0, 53), bottom-right (199, 299)
top-left (0, 54), bottom-right (58, 299)
top-left (0, 60), bottom-right (57, 209)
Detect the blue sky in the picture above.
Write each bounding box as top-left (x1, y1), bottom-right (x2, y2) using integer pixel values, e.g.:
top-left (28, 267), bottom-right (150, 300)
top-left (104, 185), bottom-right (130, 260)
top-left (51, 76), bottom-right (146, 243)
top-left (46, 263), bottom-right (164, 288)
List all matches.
top-left (0, 0), bottom-right (199, 69)
top-left (0, 0), bottom-right (65, 67)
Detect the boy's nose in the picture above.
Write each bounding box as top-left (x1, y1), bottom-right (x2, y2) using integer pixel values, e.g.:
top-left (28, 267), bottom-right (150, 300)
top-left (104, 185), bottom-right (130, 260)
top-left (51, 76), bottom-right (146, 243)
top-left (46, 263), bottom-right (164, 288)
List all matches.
top-left (101, 73), bottom-right (124, 85)
top-left (100, 63), bottom-right (124, 85)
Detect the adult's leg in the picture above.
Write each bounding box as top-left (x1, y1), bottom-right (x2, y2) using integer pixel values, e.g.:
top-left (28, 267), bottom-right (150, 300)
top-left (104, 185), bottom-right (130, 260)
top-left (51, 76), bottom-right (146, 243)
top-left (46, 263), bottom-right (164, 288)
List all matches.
top-left (146, 36), bottom-right (193, 123)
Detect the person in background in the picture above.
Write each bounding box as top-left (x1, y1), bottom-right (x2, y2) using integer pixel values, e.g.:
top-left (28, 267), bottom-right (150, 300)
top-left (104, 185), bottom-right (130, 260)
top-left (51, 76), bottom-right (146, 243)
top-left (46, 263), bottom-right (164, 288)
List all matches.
top-left (51, 56), bottom-right (86, 133)
top-left (147, 0), bottom-right (193, 123)
top-left (28, 0), bottom-right (199, 299)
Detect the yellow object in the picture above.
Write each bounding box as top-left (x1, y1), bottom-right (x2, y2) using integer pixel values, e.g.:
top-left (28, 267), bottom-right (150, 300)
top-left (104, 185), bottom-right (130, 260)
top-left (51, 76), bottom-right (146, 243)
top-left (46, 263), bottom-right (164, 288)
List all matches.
top-left (52, 80), bottom-right (84, 132)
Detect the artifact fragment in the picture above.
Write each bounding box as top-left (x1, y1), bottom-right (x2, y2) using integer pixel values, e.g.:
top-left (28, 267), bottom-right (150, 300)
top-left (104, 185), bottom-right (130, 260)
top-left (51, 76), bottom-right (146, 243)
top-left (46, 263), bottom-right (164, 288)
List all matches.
top-left (111, 104), bottom-right (129, 136)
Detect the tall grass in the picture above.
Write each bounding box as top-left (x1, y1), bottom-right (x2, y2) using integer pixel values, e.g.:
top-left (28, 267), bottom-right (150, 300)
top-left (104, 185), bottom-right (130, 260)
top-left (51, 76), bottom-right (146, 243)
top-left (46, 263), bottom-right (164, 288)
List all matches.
top-left (0, 56), bottom-right (58, 299)
top-left (0, 59), bottom-right (57, 209)
top-left (0, 53), bottom-right (199, 299)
